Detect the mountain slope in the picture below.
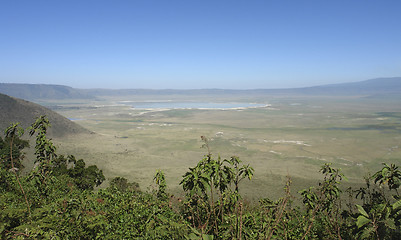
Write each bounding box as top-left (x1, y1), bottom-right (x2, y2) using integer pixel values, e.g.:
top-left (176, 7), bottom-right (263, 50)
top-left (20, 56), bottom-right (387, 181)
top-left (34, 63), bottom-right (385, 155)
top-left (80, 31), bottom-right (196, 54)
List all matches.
top-left (0, 83), bottom-right (93, 100)
top-left (0, 93), bottom-right (91, 137)
top-left (295, 77), bottom-right (401, 95)
top-left (81, 77), bottom-right (401, 96)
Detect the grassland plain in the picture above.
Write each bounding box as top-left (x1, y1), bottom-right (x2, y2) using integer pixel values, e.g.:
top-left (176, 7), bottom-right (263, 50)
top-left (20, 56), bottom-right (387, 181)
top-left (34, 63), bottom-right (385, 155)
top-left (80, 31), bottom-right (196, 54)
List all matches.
top-left (36, 94), bottom-right (401, 200)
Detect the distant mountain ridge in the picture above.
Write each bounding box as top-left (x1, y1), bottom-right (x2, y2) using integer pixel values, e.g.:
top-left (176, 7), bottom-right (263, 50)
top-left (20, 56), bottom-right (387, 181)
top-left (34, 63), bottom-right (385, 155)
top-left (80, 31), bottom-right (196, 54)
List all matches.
top-left (1, 77), bottom-right (400, 99)
top-left (0, 93), bottom-right (91, 137)
top-left (293, 77), bottom-right (401, 95)
top-left (0, 83), bottom-right (93, 100)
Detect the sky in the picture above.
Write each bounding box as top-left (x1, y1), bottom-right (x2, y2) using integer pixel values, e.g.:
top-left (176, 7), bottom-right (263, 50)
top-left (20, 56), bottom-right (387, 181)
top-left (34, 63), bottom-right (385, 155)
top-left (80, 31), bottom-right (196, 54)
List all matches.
top-left (1, 1), bottom-right (401, 89)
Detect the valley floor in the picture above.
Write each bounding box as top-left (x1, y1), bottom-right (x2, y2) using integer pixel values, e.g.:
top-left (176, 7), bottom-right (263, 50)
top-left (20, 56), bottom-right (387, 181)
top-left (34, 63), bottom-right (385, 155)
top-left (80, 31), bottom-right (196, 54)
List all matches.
top-left (37, 94), bottom-right (401, 200)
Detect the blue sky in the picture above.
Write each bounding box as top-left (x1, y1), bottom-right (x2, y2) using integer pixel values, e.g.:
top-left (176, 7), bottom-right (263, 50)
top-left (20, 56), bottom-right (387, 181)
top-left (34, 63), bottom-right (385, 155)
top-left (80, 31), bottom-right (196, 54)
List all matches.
top-left (1, 1), bottom-right (400, 89)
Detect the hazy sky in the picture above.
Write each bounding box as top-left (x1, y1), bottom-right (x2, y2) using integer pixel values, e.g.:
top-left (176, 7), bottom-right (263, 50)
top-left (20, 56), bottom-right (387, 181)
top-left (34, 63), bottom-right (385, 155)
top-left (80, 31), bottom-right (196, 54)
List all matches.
top-left (1, 1), bottom-right (400, 89)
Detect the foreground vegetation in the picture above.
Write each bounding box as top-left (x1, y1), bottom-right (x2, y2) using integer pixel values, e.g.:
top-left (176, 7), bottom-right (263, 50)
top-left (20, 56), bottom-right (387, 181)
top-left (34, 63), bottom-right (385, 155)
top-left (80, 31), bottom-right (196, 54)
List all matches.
top-left (1, 116), bottom-right (401, 239)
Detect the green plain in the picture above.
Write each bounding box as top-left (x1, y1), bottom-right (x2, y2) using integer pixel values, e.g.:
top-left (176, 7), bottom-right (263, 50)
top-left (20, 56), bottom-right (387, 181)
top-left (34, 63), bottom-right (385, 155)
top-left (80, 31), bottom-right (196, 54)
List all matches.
top-left (41, 94), bottom-right (401, 200)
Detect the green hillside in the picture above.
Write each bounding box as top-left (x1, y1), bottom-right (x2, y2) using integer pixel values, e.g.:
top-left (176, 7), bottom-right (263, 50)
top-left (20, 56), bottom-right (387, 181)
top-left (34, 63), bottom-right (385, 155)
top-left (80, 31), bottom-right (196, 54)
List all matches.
top-left (0, 93), bottom-right (91, 137)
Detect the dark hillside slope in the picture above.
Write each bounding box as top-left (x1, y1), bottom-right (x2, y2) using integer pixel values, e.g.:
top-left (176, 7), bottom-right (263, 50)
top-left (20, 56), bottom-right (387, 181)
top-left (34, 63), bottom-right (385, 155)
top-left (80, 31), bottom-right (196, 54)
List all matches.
top-left (0, 93), bottom-right (91, 137)
top-left (0, 83), bottom-right (93, 100)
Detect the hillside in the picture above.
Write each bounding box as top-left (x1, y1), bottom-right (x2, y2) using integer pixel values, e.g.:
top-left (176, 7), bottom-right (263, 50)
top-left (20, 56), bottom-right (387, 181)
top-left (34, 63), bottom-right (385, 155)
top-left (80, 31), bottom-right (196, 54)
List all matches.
top-left (0, 93), bottom-right (91, 137)
top-left (0, 83), bottom-right (93, 100)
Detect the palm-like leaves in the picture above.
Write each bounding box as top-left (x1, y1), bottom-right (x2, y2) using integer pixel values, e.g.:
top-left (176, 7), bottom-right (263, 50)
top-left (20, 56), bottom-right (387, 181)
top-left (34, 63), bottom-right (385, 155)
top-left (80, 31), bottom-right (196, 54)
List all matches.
top-left (181, 161), bottom-right (211, 197)
top-left (180, 138), bottom-right (255, 237)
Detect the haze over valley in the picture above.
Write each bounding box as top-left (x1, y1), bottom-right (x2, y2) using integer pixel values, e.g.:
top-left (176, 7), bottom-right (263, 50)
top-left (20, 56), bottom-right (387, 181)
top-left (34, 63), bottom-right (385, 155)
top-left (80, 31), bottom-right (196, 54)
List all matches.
top-left (1, 78), bottom-right (400, 199)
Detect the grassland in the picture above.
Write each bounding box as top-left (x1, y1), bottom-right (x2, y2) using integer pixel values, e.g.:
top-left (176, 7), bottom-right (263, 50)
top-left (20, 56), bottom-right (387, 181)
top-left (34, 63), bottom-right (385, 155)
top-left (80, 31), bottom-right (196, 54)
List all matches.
top-left (37, 94), bottom-right (401, 200)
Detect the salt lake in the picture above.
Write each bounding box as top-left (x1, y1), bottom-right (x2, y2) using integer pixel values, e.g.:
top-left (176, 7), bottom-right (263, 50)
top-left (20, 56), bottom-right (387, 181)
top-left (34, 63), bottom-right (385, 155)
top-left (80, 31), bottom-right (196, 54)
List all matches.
top-left (119, 101), bottom-right (267, 109)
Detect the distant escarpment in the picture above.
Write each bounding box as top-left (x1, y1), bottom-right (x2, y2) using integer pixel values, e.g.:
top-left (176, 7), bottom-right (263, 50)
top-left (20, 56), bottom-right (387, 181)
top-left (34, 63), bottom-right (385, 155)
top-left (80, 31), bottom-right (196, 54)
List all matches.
top-left (294, 77), bottom-right (401, 96)
top-left (82, 77), bottom-right (401, 97)
top-left (0, 83), bottom-right (93, 100)
top-left (0, 93), bottom-right (91, 137)
top-left (1, 77), bottom-right (400, 100)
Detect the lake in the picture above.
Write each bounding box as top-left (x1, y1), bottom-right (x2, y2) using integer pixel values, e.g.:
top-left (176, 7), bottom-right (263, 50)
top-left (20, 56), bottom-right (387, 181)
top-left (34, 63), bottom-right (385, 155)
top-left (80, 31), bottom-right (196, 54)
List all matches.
top-left (119, 101), bottom-right (267, 109)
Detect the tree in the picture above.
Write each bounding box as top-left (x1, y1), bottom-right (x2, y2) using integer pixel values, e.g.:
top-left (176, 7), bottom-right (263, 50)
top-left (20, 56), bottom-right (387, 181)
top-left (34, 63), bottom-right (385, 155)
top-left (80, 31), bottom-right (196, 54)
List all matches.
top-left (67, 156), bottom-right (105, 190)
top-left (0, 124), bottom-right (29, 171)
top-left (180, 136), bottom-right (253, 237)
top-left (28, 115), bottom-right (57, 183)
top-left (109, 176), bottom-right (140, 192)
top-left (154, 170), bottom-right (168, 201)
top-left (3, 123), bottom-right (31, 216)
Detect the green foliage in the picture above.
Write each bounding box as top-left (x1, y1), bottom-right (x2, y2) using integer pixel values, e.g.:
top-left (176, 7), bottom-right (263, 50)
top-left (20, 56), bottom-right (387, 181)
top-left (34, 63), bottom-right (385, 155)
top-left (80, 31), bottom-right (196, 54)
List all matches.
top-left (65, 155), bottom-right (105, 190)
top-left (29, 115), bottom-right (57, 165)
top-left (180, 136), bottom-right (254, 238)
top-left (0, 123), bottom-right (29, 171)
top-left (109, 176), bottom-right (140, 192)
top-left (52, 155), bottom-right (105, 191)
top-left (154, 170), bottom-right (168, 201)
top-left (350, 164), bottom-right (401, 239)
top-left (372, 163), bottom-right (401, 192)
top-left (27, 115), bottom-right (57, 190)
top-left (2, 122), bottom-right (32, 218)
top-left (0, 116), bottom-right (189, 239)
